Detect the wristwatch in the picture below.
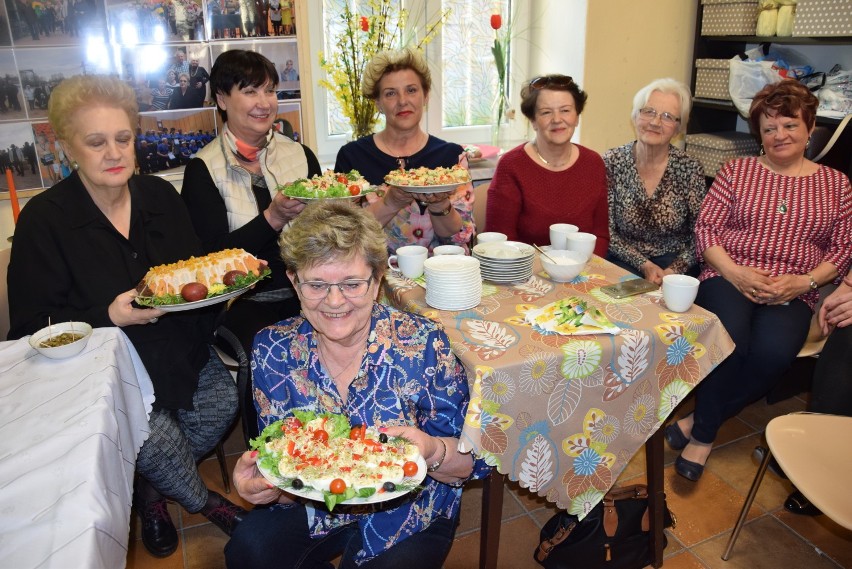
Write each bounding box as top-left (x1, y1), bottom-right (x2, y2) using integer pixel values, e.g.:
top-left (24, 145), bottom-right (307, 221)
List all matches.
top-left (428, 202), bottom-right (453, 216)
top-left (806, 273), bottom-right (818, 290)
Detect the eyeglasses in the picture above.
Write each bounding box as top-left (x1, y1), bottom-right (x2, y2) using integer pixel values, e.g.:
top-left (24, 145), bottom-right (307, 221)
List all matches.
top-left (528, 75), bottom-right (574, 91)
top-left (295, 276), bottom-right (374, 300)
top-left (638, 107), bottom-right (680, 126)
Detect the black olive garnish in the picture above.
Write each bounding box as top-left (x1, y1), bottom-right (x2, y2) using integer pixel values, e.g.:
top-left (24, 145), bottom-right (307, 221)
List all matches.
top-left (265, 435), bottom-right (272, 443)
top-left (292, 478), bottom-right (304, 490)
top-left (382, 481), bottom-right (396, 492)
top-left (378, 433), bottom-right (388, 443)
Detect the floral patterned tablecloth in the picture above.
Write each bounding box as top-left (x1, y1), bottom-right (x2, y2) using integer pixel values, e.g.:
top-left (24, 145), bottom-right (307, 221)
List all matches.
top-left (382, 255), bottom-right (734, 517)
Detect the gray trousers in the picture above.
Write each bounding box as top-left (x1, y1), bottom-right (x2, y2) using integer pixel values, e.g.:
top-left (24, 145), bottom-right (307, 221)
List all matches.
top-left (135, 348), bottom-right (238, 512)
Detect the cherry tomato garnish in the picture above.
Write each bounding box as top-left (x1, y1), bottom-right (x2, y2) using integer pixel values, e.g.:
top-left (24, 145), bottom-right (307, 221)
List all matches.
top-left (402, 461), bottom-right (419, 477)
top-left (336, 175), bottom-right (348, 184)
top-left (313, 429), bottom-right (329, 443)
top-left (329, 478), bottom-right (347, 494)
top-left (350, 426), bottom-right (363, 440)
top-left (348, 184), bottom-right (361, 196)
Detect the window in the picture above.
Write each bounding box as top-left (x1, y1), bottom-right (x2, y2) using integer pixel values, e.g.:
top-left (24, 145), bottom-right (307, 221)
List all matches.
top-left (306, 0), bottom-right (530, 160)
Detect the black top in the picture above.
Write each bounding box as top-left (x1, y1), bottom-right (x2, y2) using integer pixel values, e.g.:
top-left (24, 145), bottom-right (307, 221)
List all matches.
top-left (7, 173), bottom-right (214, 410)
top-left (181, 144), bottom-right (322, 292)
top-left (334, 134), bottom-right (464, 186)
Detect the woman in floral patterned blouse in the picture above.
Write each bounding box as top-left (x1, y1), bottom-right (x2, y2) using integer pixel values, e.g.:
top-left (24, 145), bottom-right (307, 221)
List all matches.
top-left (226, 201), bottom-right (490, 568)
top-left (603, 78), bottom-right (706, 284)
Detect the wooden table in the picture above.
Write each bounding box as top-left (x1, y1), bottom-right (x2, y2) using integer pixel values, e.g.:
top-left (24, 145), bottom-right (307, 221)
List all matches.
top-left (0, 328), bottom-right (154, 569)
top-left (383, 254), bottom-right (734, 569)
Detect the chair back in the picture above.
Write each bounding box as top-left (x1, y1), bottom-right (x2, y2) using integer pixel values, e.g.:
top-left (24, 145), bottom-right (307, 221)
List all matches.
top-left (811, 113), bottom-right (852, 177)
top-left (0, 247), bottom-right (10, 341)
top-left (472, 181), bottom-right (490, 234)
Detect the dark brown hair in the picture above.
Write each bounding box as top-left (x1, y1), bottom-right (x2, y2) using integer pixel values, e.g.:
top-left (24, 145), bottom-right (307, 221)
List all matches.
top-left (748, 79), bottom-right (818, 134)
top-left (520, 75), bottom-right (588, 120)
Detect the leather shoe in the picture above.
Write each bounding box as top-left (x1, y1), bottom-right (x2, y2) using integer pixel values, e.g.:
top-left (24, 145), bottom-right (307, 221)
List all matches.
top-left (752, 446), bottom-right (787, 479)
top-left (785, 490), bottom-right (822, 516)
top-left (203, 491), bottom-right (248, 536)
top-left (135, 497), bottom-right (178, 558)
top-left (664, 423), bottom-right (690, 451)
top-left (675, 455), bottom-right (705, 481)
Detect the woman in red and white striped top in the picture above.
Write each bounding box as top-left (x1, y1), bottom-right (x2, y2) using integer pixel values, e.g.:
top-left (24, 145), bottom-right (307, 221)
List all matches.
top-left (665, 79), bottom-right (852, 482)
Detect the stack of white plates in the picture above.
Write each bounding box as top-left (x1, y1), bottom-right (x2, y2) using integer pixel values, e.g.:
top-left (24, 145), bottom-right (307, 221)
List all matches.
top-left (472, 241), bottom-right (535, 283)
top-left (424, 255), bottom-right (482, 310)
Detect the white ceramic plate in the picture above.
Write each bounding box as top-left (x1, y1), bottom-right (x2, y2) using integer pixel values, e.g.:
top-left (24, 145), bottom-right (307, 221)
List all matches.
top-left (284, 193), bottom-right (368, 201)
top-left (135, 283), bottom-right (253, 312)
top-left (386, 182), bottom-right (468, 194)
top-left (257, 454), bottom-right (427, 506)
top-left (473, 241), bottom-right (535, 260)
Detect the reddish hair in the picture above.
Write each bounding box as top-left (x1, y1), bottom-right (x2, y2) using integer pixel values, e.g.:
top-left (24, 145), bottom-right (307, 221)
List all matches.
top-left (748, 79), bottom-right (818, 133)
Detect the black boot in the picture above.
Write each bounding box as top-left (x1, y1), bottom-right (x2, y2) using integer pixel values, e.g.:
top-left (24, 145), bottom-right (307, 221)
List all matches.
top-left (201, 491), bottom-right (247, 536)
top-left (134, 480), bottom-right (178, 557)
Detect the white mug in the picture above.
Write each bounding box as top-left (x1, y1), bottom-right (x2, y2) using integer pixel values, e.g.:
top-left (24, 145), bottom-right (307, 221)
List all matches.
top-left (565, 232), bottom-right (596, 260)
top-left (433, 245), bottom-right (465, 256)
top-left (662, 274), bottom-right (700, 312)
top-left (388, 245), bottom-right (428, 279)
top-left (476, 232), bottom-right (508, 244)
top-left (549, 224), bottom-right (579, 250)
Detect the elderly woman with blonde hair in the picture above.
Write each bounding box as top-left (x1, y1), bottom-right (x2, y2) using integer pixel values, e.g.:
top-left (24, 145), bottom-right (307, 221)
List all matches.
top-left (603, 78), bottom-right (707, 284)
top-left (6, 75), bottom-right (246, 558)
top-left (226, 201), bottom-right (490, 569)
top-left (334, 47), bottom-right (475, 253)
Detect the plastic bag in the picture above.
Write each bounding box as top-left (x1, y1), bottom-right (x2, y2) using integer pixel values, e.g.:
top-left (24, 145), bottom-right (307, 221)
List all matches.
top-left (728, 58), bottom-right (784, 116)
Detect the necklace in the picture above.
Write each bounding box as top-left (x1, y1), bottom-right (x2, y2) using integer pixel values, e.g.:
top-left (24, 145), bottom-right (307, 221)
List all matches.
top-left (316, 337), bottom-right (366, 382)
top-left (764, 156), bottom-right (805, 215)
top-left (532, 141), bottom-right (572, 168)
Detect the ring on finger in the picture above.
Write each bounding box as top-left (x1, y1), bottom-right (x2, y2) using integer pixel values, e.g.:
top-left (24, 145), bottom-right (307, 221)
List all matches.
top-left (751, 289), bottom-right (757, 296)
top-left (149, 317), bottom-right (159, 324)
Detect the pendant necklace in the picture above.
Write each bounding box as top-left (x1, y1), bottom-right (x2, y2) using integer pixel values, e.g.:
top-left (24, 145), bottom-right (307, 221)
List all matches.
top-left (532, 141), bottom-right (572, 169)
top-left (771, 156), bottom-right (805, 215)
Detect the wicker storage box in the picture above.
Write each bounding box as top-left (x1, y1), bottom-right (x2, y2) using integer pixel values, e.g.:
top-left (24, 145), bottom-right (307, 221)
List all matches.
top-left (793, 0), bottom-right (852, 37)
top-left (701, 0), bottom-right (760, 35)
top-left (695, 59), bottom-right (732, 100)
top-left (685, 132), bottom-right (760, 177)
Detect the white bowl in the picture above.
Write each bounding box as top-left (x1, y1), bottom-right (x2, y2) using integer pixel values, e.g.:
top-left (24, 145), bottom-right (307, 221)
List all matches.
top-left (29, 321), bottom-right (93, 359)
top-left (540, 250), bottom-right (587, 282)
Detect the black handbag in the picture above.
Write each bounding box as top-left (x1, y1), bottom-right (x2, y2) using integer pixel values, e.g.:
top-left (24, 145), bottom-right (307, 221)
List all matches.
top-left (534, 484), bottom-right (675, 569)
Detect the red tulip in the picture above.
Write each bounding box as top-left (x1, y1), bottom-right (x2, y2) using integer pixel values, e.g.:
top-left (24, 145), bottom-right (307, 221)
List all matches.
top-left (360, 16), bottom-right (369, 32)
top-left (490, 13), bottom-right (502, 30)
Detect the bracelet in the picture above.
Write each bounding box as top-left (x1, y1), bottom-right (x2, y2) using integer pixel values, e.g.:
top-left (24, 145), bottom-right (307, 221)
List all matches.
top-left (428, 202), bottom-right (453, 217)
top-left (427, 437), bottom-right (447, 472)
top-left (806, 273), bottom-right (818, 290)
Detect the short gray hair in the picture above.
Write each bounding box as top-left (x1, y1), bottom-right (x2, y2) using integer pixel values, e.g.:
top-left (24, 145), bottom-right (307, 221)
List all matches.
top-left (631, 78), bottom-right (692, 135)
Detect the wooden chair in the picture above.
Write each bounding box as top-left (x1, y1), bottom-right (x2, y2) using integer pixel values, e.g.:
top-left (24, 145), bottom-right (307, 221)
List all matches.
top-left (472, 181), bottom-right (490, 235)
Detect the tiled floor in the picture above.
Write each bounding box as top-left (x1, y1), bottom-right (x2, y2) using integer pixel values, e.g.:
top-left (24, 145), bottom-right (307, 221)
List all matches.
top-left (127, 395), bottom-right (852, 569)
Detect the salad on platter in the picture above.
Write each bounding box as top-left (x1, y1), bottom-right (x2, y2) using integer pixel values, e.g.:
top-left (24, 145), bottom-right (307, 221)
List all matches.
top-left (252, 411), bottom-right (427, 511)
top-left (278, 170), bottom-right (373, 200)
top-left (384, 165), bottom-right (471, 189)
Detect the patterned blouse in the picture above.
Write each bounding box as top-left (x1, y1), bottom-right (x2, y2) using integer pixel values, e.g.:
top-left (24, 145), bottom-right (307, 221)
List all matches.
top-left (695, 157), bottom-right (852, 310)
top-left (251, 303), bottom-right (491, 564)
top-left (603, 142), bottom-right (706, 273)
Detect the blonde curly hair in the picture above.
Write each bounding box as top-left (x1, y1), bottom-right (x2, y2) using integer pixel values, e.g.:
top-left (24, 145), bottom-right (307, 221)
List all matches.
top-left (48, 75), bottom-right (138, 142)
top-left (361, 47), bottom-right (432, 100)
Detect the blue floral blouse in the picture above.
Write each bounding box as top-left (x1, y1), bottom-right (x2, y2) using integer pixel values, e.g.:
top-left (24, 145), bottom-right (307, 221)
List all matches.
top-left (251, 303), bottom-right (491, 564)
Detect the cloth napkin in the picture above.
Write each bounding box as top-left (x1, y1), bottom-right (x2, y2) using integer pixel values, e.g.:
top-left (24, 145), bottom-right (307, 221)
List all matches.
top-left (524, 296), bottom-right (620, 336)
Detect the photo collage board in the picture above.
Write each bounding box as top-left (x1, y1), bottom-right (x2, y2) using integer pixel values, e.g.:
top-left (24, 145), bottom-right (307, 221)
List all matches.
top-left (0, 0), bottom-right (302, 191)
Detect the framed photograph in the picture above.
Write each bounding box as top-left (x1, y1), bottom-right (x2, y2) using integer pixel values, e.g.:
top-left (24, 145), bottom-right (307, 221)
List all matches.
top-left (7, 0), bottom-right (108, 47)
top-left (118, 43), bottom-right (211, 112)
top-left (0, 50), bottom-right (25, 120)
top-left (0, 121), bottom-right (40, 190)
top-left (210, 39), bottom-right (298, 99)
top-left (15, 45), bottom-right (114, 119)
top-left (106, 0), bottom-right (205, 44)
top-left (31, 122), bottom-right (69, 186)
top-left (137, 106), bottom-right (216, 174)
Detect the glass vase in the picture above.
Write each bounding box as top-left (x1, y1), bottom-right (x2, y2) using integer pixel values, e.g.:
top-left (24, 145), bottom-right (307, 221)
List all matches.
top-left (491, 89), bottom-right (511, 151)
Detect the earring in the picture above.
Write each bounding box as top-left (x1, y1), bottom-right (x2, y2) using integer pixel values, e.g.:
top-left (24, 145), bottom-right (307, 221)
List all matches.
top-left (806, 137), bottom-right (811, 148)
top-left (71, 160), bottom-right (79, 170)
top-left (759, 145), bottom-right (765, 156)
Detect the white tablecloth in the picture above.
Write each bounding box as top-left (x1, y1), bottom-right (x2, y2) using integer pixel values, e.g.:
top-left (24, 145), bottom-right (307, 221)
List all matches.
top-left (0, 327), bottom-right (154, 569)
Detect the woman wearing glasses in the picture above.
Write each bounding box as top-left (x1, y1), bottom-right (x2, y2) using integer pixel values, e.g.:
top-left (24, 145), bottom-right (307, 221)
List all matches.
top-left (334, 47), bottom-right (475, 253)
top-left (603, 78), bottom-right (706, 284)
top-left (485, 74), bottom-right (609, 255)
top-left (225, 201), bottom-right (490, 569)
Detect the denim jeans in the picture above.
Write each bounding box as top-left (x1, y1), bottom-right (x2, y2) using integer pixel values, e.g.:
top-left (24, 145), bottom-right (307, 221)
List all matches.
top-left (224, 503), bottom-right (459, 569)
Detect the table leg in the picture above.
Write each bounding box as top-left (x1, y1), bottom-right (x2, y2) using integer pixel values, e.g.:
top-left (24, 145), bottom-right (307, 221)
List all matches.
top-left (480, 469), bottom-right (504, 569)
top-left (646, 429), bottom-right (665, 567)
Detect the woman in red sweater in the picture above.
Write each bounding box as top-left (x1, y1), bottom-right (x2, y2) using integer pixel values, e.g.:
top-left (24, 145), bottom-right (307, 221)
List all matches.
top-left (484, 75), bottom-right (609, 255)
